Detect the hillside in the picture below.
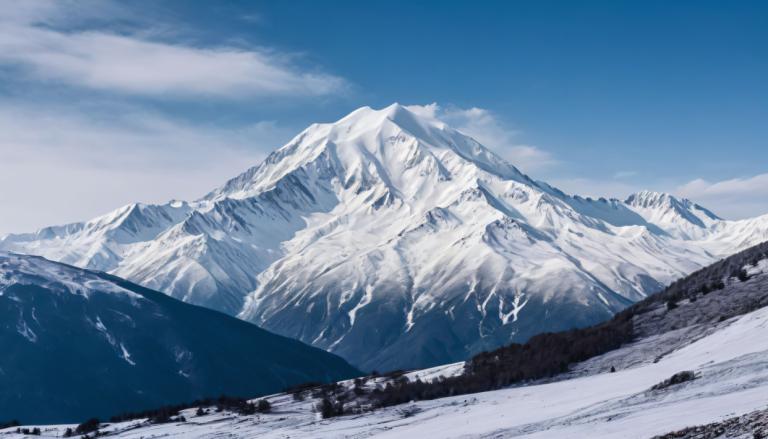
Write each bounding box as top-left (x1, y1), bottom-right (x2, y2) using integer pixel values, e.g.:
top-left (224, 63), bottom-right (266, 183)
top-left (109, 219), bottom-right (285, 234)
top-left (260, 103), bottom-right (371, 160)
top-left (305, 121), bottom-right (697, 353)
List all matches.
top-left (4, 241), bottom-right (767, 437)
top-left (0, 252), bottom-right (359, 424)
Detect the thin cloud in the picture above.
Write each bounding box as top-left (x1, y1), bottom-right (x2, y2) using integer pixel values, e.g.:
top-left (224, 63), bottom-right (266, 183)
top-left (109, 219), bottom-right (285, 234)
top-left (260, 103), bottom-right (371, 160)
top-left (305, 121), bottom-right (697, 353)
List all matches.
top-left (549, 173), bottom-right (768, 220)
top-left (0, 2), bottom-right (347, 99)
top-left (0, 1), bottom-right (344, 234)
top-left (402, 106), bottom-right (768, 220)
top-left (613, 171), bottom-right (638, 179)
top-left (0, 102), bottom-right (293, 234)
top-left (676, 174), bottom-right (768, 219)
top-left (407, 103), bottom-right (557, 173)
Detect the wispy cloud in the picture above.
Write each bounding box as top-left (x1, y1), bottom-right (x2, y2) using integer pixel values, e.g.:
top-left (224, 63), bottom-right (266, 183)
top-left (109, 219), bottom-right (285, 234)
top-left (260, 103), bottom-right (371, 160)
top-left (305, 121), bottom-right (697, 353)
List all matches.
top-left (407, 103), bottom-right (557, 173)
top-left (0, 2), bottom-right (347, 99)
top-left (0, 101), bottom-right (293, 234)
top-left (549, 173), bottom-right (768, 219)
top-left (676, 173), bottom-right (768, 219)
top-left (613, 170), bottom-right (638, 179)
top-left (408, 104), bottom-right (767, 219)
top-left (0, 1), bottom-right (347, 234)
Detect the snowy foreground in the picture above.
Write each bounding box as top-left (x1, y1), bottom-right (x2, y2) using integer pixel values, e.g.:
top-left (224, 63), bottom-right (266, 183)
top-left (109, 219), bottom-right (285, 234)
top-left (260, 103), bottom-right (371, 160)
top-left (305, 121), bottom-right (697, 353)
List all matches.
top-left (5, 304), bottom-right (768, 438)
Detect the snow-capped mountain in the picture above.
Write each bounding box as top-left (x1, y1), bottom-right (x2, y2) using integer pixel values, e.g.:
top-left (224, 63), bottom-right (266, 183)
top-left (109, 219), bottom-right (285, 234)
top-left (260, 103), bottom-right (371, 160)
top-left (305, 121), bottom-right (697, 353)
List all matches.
top-left (623, 190), bottom-right (721, 239)
top-left (0, 252), bottom-right (359, 424)
top-left (2, 104), bottom-right (767, 370)
top-left (9, 242), bottom-right (768, 438)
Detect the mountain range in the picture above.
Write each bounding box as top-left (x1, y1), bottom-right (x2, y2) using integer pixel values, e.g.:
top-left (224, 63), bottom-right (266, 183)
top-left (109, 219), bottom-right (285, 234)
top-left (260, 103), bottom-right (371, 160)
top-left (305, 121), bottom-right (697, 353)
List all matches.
top-left (0, 251), bottom-right (358, 424)
top-left (8, 239), bottom-right (768, 438)
top-left (2, 103), bottom-right (767, 370)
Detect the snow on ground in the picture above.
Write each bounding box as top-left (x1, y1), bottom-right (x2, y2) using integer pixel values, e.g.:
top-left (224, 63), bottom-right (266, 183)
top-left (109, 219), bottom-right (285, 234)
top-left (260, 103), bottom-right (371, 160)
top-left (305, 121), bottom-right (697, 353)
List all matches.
top-left (0, 252), bottom-right (142, 300)
top-left (747, 258), bottom-right (768, 277)
top-left (405, 361), bottom-right (465, 382)
top-left (4, 301), bottom-right (768, 438)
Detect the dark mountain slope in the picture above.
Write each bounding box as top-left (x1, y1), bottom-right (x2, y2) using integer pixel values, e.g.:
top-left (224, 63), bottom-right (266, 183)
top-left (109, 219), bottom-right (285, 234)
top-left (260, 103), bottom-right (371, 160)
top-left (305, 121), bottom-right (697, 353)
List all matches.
top-left (0, 252), bottom-right (360, 424)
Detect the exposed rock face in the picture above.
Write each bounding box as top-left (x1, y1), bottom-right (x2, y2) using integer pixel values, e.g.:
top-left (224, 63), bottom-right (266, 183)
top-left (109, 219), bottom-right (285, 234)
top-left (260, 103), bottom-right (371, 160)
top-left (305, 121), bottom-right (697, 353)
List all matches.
top-left (653, 406), bottom-right (768, 439)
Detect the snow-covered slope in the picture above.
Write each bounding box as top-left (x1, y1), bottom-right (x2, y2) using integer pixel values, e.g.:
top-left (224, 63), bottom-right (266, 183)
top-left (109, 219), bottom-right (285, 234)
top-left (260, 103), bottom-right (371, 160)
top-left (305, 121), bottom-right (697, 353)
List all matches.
top-left (0, 252), bottom-right (359, 424)
top-left (8, 254), bottom-right (768, 438)
top-left (2, 104), bottom-right (767, 370)
top-left (624, 190), bottom-right (721, 239)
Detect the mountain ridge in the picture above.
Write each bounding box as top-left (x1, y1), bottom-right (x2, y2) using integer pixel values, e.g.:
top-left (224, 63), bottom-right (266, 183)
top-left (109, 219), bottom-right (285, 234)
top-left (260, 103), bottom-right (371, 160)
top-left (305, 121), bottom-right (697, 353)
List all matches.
top-left (0, 251), bottom-right (359, 424)
top-left (2, 104), bottom-right (767, 370)
top-left (8, 240), bottom-right (768, 437)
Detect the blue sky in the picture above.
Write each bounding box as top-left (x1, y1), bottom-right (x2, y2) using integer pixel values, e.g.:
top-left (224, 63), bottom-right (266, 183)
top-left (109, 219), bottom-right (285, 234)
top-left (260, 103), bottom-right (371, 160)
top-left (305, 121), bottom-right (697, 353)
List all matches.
top-left (0, 0), bottom-right (766, 233)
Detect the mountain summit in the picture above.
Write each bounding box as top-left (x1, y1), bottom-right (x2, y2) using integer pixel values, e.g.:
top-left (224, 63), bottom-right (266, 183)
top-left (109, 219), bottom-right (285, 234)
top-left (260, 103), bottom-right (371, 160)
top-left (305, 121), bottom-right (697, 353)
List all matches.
top-left (205, 103), bottom-right (529, 202)
top-left (2, 104), bottom-right (767, 370)
top-left (624, 190), bottom-right (721, 239)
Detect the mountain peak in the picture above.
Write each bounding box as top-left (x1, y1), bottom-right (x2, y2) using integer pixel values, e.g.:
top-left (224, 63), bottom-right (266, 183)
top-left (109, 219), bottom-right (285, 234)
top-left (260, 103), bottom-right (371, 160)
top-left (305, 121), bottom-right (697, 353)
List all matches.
top-left (5, 106), bottom-right (768, 372)
top-left (625, 190), bottom-right (677, 208)
top-left (624, 190), bottom-right (721, 238)
top-left (332, 103), bottom-right (447, 143)
top-left (204, 103), bottom-right (526, 202)
top-left (625, 190), bottom-right (719, 218)
top-left (342, 102), bottom-right (423, 123)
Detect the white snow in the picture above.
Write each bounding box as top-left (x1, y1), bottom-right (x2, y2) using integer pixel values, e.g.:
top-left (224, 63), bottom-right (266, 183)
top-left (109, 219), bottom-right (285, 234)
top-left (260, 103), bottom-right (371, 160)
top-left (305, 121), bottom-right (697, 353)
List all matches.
top-left (16, 313), bottom-right (37, 343)
top-left (1, 104), bottom-right (767, 368)
top-left (405, 361), bottom-right (465, 382)
top-left (747, 258), bottom-right (768, 277)
top-left (91, 315), bottom-right (118, 347)
top-left (0, 251), bottom-right (143, 300)
top-left (8, 302), bottom-right (768, 438)
top-left (500, 291), bottom-right (529, 324)
top-left (119, 343), bottom-right (136, 366)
